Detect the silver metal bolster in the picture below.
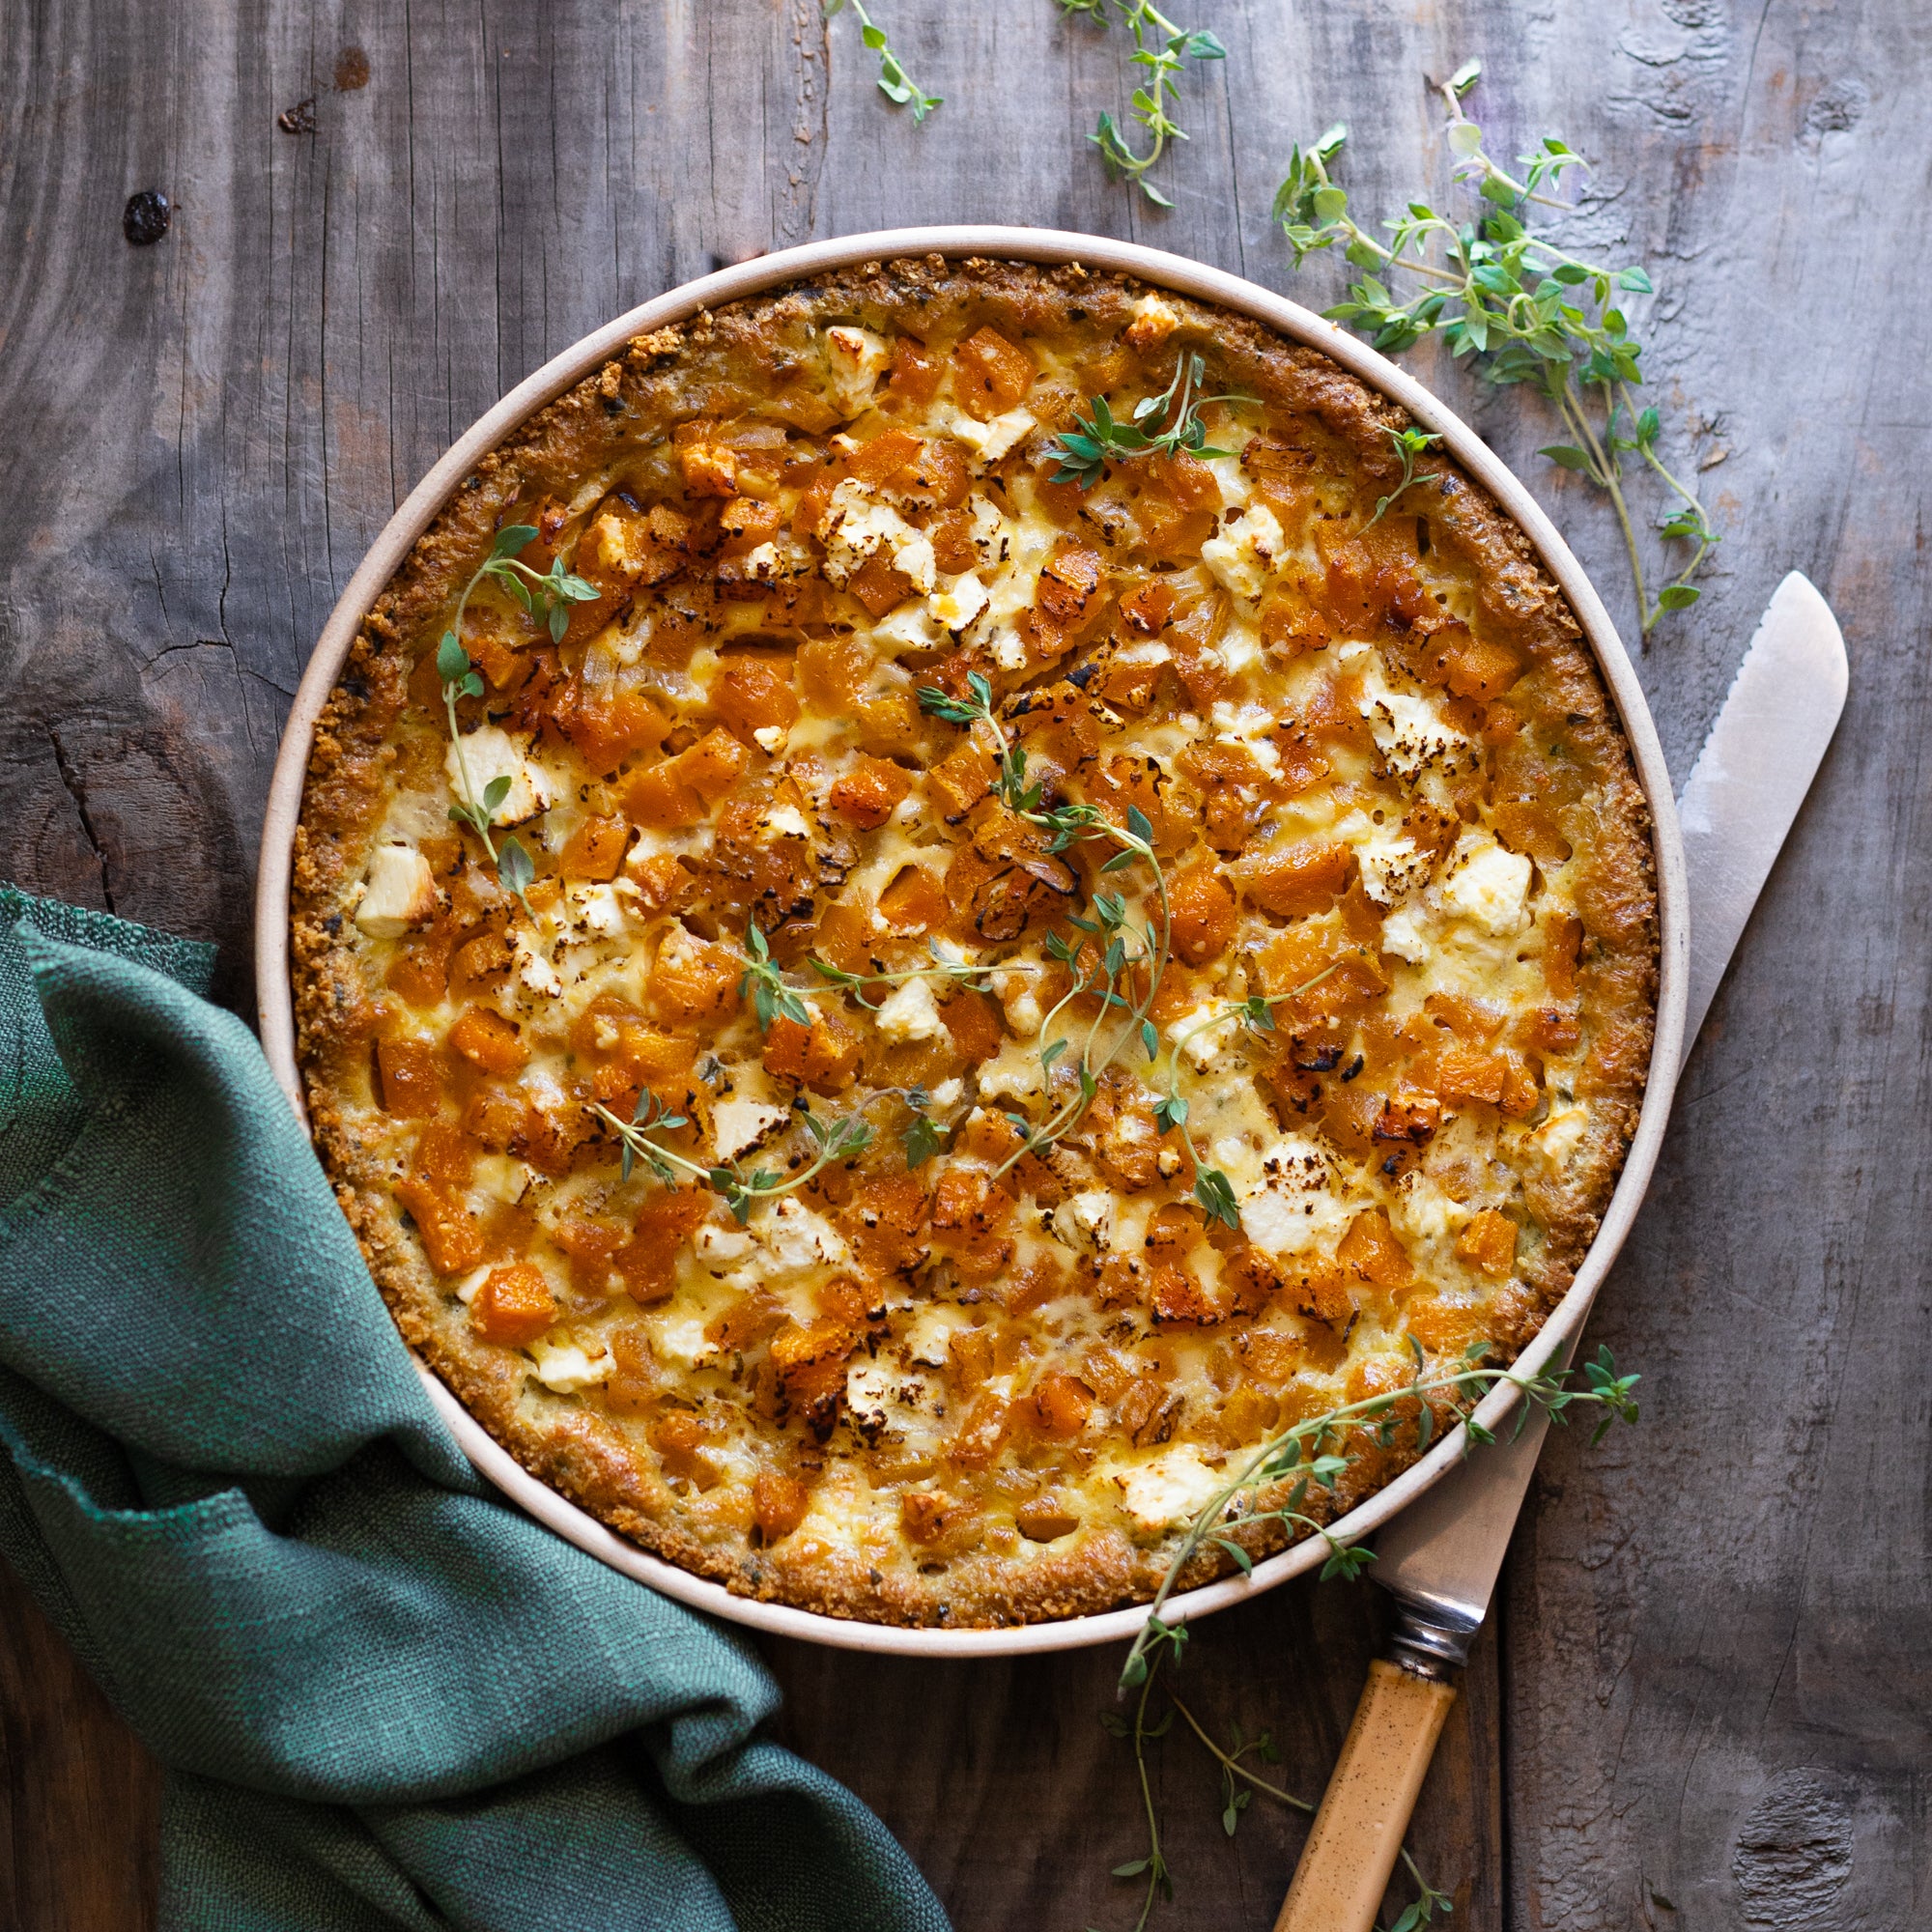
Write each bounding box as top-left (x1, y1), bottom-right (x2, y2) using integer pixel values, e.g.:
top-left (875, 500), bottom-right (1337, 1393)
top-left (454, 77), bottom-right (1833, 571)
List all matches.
top-left (1385, 1597), bottom-right (1478, 1682)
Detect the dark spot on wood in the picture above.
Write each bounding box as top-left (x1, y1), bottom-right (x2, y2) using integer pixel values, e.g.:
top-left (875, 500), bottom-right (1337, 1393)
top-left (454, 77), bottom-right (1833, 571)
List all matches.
top-left (121, 190), bottom-right (169, 245)
top-left (276, 97), bottom-right (317, 134)
top-left (333, 44), bottom-right (370, 91)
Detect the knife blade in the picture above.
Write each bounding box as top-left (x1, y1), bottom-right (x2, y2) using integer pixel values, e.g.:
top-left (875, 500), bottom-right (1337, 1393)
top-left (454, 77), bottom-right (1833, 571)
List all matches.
top-left (1274, 575), bottom-right (1849, 1932)
top-left (1369, 570), bottom-right (1849, 1667)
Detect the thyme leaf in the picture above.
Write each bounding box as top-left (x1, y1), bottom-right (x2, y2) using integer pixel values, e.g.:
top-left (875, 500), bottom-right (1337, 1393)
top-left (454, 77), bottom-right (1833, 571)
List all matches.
top-left (824, 0), bottom-right (941, 122)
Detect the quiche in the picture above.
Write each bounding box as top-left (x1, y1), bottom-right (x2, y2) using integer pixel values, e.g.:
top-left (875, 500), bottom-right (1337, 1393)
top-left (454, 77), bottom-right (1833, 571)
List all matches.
top-left (292, 257), bottom-right (1657, 1628)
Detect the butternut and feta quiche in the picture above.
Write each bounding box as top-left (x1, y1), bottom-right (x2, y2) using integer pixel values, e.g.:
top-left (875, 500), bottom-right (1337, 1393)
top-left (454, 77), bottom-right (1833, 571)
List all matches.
top-left (292, 258), bottom-right (1657, 1628)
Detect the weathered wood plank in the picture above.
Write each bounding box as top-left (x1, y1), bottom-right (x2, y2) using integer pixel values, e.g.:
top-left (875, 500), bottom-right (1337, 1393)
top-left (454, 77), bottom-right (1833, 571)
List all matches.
top-left (1, 0), bottom-right (1926, 1926)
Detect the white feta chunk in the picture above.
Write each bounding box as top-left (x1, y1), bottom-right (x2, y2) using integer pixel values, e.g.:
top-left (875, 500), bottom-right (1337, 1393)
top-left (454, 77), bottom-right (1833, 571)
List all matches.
top-left (873, 976), bottom-right (948, 1045)
top-left (1053, 1190), bottom-right (1115, 1253)
top-left (445, 725), bottom-right (554, 827)
top-left (948, 408), bottom-right (1036, 461)
top-left (1124, 292), bottom-right (1182, 349)
top-left (976, 1034), bottom-right (1046, 1101)
top-left (1379, 902), bottom-right (1436, 965)
top-left (1200, 504), bottom-right (1285, 601)
top-left (528, 1336), bottom-right (614, 1393)
top-left (1358, 666), bottom-right (1472, 782)
top-left (928, 572), bottom-right (989, 632)
top-left (1167, 1001), bottom-right (1242, 1073)
top-left (754, 1198), bottom-right (852, 1272)
top-left (823, 325), bottom-right (891, 417)
top-left (1117, 1446), bottom-right (1224, 1536)
top-left (1438, 834), bottom-right (1533, 937)
top-left (712, 1095), bottom-right (791, 1162)
top-left (355, 842), bottom-right (437, 938)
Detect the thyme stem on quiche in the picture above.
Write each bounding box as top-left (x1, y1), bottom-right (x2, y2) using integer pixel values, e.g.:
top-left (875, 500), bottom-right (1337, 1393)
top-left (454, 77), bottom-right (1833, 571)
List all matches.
top-left (823, 0), bottom-right (942, 122)
top-left (434, 524), bottom-right (597, 907)
top-left (1057, 0), bottom-right (1227, 207)
top-left (1363, 426), bottom-right (1444, 531)
top-left (1118, 1341), bottom-right (1642, 1693)
top-left (593, 1094), bottom-right (873, 1226)
top-left (1045, 351), bottom-right (1250, 489)
top-left (1272, 60), bottom-right (1719, 635)
top-left (912, 673), bottom-right (1177, 1178)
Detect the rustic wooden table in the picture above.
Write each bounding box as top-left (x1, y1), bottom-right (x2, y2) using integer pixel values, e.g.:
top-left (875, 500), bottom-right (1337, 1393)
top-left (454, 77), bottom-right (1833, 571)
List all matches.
top-left (2, 3), bottom-right (1925, 1926)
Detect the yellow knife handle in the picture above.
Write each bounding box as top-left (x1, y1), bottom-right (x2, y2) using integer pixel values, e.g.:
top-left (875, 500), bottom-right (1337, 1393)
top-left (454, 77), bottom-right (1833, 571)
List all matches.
top-left (1273, 1659), bottom-right (1457, 1932)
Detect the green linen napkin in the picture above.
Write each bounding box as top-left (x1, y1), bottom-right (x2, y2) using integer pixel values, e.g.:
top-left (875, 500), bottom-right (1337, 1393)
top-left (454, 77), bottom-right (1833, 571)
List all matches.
top-left (0, 884), bottom-right (950, 1932)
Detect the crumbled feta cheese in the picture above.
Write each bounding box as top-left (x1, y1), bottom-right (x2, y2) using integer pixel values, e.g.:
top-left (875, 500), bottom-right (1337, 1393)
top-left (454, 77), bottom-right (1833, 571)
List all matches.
top-left (1053, 1190), bottom-right (1115, 1253)
top-left (754, 1198), bottom-right (852, 1271)
top-left (824, 325), bottom-right (891, 416)
top-left (1124, 292), bottom-right (1182, 349)
top-left (1379, 902), bottom-right (1435, 964)
top-left (1200, 504), bottom-right (1285, 601)
top-left (903, 1303), bottom-right (969, 1369)
top-left (1332, 810), bottom-right (1432, 906)
top-left (1167, 1001), bottom-right (1242, 1073)
top-left (874, 976), bottom-right (948, 1045)
top-left (1533, 1104), bottom-right (1589, 1166)
top-left (753, 724), bottom-right (788, 754)
top-left (870, 603), bottom-right (948, 652)
top-left (514, 930), bottom-right (562, 997)
top-left (1203, 452), bottom-right (1253, 509)
top-left (948, 407), bottom-right (1036, 461)
top-left (569, 882), bottom-right (628, 937)
top-left (1117, 1446), bottom-right (1224, 1536)
top-left (989, 625), bottom-right (1029, 672)
top-left (977, 1034), bottom-right (1047, 1101)
top-left (928, 572), bottom-right (989, 632)
top-left (445, 725), bottom-right (554, 827)
top-left (1213, 617), bottom-right (1264, 677)
top-left (355, 842), bottom-right (437, 938)
top-left (1357, 665), bottom-right (1472, 782)
top-left (816, 479), bottom-right (936, 593)
top-left (1439, 834), bottom-right (1533, 937)
top-left (695, 1222), bottom-right (755, 1264)
top-left (712, 1095), bottom-right (791, 1162)
top-left (1236, 1133), bottom-right (1350, 1258)
top-left (1395, 1170), bottom-right (1466, 1245)
top-left (651, 1314), bottom-right (715, 1371)
top-left (928, 1078), bottom-right (962, 1108)
top-left (760, 802), bottom-right (812, 840)
top-left (528, 1336), bottom-right (614, 1393)
top-left (455, 1265), bottom-right (493, 1306)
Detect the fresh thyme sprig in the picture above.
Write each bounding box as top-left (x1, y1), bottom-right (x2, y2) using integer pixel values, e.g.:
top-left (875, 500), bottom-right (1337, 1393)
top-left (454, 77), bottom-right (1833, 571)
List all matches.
top-left (739, 920), bottom-right (816, 1034)
top-left (593, 1092), bottom-right (872, 1225)
top-left (435, 525), bottom-right (597, 906)
top-left (1045, 352), bottom-right (1249, 490)
top-left (1273, 61), bottom-right (1719, 635)
top-left (1057, 0), bottom-right (1226, 206)
top-left (1119, 1340), bottom-right (1642, 1692)
top-left (1096, 1662), bottom-right (1451, 1932)
top-left (824, 0), bottom-right (941, 122)
top-left (1364, 425), bottom-right (1443, 530)
top-left (912, 674), bottom-right (1175, 1178)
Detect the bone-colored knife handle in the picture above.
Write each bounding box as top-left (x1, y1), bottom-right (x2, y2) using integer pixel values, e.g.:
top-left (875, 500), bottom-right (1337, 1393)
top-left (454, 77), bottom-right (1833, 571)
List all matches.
top-left (1273, 1660), bottom-right (1457, 1932)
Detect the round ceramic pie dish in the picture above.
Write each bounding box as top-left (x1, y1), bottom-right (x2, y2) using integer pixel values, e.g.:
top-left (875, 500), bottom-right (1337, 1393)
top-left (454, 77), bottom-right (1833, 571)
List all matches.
top-left (256, 226), bottom-right (1687, 1657)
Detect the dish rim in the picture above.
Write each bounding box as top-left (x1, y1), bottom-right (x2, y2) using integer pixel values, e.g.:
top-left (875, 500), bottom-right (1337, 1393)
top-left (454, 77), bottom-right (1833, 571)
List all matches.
top-left (255, 224), bottom-right (1689, 1659)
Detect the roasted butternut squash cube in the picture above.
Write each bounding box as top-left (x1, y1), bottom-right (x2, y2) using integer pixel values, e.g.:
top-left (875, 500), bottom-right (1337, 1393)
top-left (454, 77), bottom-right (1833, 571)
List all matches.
top-left (1338, 1208), bottom-right (1414, 1289)
top-left (1455, 1208), bottom-right (1520, 1279)
top-left (952, 326), bottom-right (1035, 417)
top-left (1238, 841), bottom-right (1351, 919)
top-left (376, 1037), bottom-right (442, 1118)
top-left (753, 1467), bottom-right (812, 1542)
top-left (469, 1264), bottom-right (555, 1347)
top-left (449, 1006), bottom-right (529, 1076)
top-left (559, 814), bottom-right (632, 881)
top-left (830, 754), bottom-right (913, 829)
top-left (649, 924), bottom-right (742, 1024)
top-left (1167, 862), bottom-right (1236, 966)
top-left (712, 656), bottom-right (800, 746)
top-left (888, 334), bottom-right (943, 404)
top-left (761, 1009), bottom-right (861, 1093)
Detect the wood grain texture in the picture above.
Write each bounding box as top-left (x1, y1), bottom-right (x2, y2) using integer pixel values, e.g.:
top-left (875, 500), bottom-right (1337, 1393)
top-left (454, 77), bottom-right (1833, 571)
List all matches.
top-left (0, 1), bottom-right (1924, 1926)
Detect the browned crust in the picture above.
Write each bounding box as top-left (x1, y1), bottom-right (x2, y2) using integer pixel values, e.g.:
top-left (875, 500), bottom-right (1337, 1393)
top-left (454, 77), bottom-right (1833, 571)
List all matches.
top-left (291, 257), bottom-right (1657, 1628)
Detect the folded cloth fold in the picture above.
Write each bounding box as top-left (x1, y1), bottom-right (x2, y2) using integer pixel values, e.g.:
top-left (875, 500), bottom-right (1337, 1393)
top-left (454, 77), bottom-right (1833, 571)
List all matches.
top-left (0, 884), bottom-right (949, 1932)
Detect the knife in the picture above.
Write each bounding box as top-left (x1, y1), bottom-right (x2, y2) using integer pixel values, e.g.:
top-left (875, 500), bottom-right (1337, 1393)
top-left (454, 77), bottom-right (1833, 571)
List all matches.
top-left (1272, 572), bottom-right (1850, 1932)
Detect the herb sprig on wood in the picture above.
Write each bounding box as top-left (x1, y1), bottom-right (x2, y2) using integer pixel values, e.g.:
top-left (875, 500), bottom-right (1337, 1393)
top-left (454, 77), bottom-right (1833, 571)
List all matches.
top-left (1057, 0), bottom-right (1227, 205)
top-left (824, 0), bottom-right (942, 123)
top-left (1095, 1343), bottom-right (1637, 1931)
top-left (1273, 62), bottom-right (1719, 635)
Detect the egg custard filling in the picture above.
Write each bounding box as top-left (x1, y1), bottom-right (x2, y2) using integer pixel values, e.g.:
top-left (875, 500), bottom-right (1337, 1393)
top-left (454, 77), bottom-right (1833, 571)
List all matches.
top-left (293, 260), bottom-right (1656, 1627)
